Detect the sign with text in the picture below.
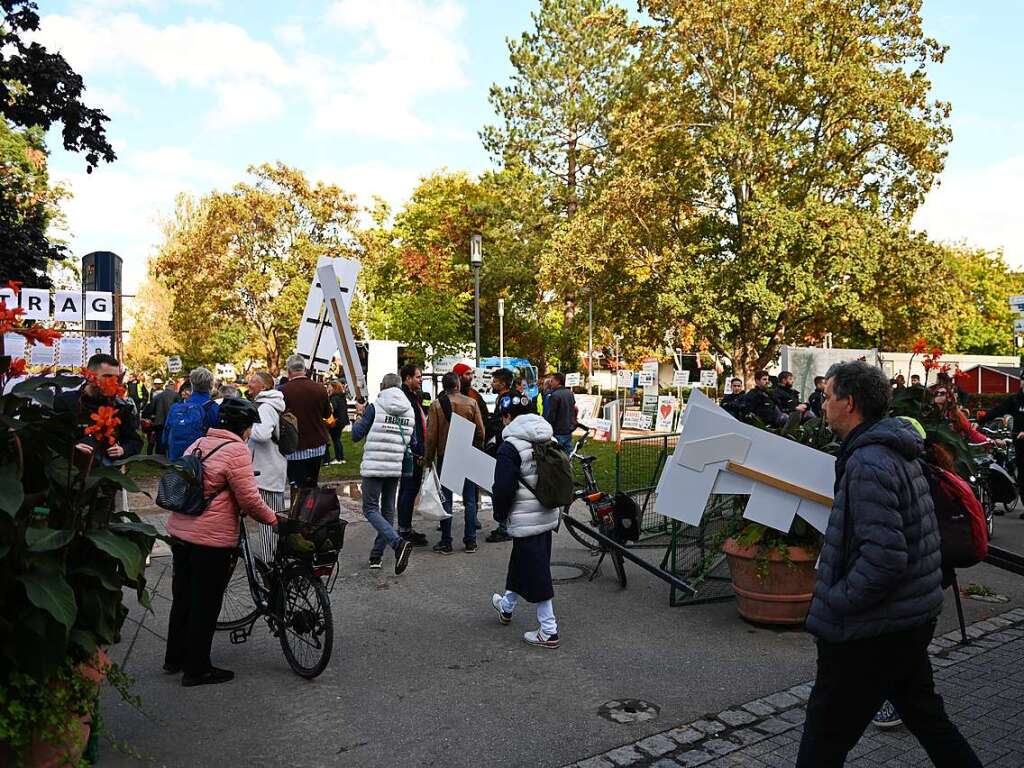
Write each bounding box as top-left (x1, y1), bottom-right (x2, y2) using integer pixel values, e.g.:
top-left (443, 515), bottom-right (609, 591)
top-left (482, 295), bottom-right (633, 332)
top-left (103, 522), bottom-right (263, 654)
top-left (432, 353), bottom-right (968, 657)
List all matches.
top-left (565, 372), bottom-right (582, 387)
top-left (622, 410), bottom-right (652, 430)
top-left (672, 370), bottom-right (690, 387)
top-left (1010, 295), bottom-right (1024, 311)
top-left (0, 288), bottom-right (113, 322)
top-left (638, 370), bottom-right (656, 387)
top-left (654, 396), bottom-right (677, 432)
top-left (1014, 319), bottom-right (1024, 334)
top-left (166, 356), bottom-right (183, 374)
top-left (699, 370), bottom-right (717, 388)
top-left (616, 369), bottom-right (635, 389)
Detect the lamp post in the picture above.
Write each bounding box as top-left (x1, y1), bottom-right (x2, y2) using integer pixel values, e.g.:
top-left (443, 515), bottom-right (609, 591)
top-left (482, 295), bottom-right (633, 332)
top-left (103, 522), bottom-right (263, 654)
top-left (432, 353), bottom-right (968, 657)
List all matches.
top-left (470, 234), bottom-right (482, 367)
top-left (498, 298), bottom-right (505, 368)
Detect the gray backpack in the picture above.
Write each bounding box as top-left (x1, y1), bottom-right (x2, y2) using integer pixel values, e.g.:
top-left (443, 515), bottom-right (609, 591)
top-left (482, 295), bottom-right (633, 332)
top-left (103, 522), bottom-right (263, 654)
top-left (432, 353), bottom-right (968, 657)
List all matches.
top-left (519, 440), bottom-right (575, 509)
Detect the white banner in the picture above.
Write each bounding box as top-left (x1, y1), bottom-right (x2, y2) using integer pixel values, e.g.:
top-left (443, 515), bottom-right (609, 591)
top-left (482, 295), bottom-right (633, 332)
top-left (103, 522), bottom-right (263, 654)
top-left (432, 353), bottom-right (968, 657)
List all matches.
top-left (30, 343), bottom-right (55, 366)
top-left (20, 288), bottom-right (49, 320)
top-left (85, 336), bottom-right (112, 357)
top-left (53, 291), bottom-right (82, 322)
top-left (85, 291), bottom-right (114, 321)
top-left (58, 337), bottom-right (84, 369)
top-left (4, 333), bottom-right (25, 358)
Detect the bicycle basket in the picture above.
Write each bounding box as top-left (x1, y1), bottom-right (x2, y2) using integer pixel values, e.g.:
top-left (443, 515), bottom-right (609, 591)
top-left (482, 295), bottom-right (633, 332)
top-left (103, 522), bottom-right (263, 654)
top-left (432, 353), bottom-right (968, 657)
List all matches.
top-left (279, 518), bottom-right (347, 558)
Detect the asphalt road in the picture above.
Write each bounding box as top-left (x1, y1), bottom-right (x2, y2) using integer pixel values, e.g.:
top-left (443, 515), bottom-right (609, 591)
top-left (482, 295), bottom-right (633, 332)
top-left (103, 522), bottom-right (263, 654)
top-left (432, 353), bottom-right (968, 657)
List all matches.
top-left (98, 506), bottom-right (1024, 768)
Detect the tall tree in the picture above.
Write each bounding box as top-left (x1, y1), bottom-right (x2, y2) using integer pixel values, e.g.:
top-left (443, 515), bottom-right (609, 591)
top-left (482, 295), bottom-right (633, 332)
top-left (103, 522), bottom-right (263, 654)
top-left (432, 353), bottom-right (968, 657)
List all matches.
top-left (482, 0), bottom-right (633, 217)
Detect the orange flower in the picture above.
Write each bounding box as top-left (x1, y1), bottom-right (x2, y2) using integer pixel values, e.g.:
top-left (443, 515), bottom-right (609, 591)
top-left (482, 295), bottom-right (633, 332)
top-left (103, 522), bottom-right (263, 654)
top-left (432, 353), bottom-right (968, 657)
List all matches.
top-left (84, 405), bottom-right (121, 446)
top-left (911, 338), bottom-right (928, 354)
top-left (18, 325), bottom-right (62, 346)
top-left (930, 346), bottom-right (943, 359)
top-left (80, 367), bottom-right (127, 398)
top-left (0, 299), bottom-right (25, 335)
top-left (922, 358), bottom-right (937, 371)
top-left (7, 358), bottom-right (27, 377)
top-left (6, 280), bottom-right (23, 294)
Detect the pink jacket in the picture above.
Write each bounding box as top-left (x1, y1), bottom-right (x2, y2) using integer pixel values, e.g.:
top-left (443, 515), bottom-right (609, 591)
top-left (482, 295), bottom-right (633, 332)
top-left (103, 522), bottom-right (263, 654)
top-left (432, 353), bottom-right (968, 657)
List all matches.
top-left (166, 428), bottom-right (278, 549)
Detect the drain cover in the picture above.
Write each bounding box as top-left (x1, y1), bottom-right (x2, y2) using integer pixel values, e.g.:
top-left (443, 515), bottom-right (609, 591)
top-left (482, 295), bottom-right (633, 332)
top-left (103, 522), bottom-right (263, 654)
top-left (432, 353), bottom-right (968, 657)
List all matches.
top-left (550, 561), bottom-right (589, 583)
top-left (598, 699), bottom-right (660, 724)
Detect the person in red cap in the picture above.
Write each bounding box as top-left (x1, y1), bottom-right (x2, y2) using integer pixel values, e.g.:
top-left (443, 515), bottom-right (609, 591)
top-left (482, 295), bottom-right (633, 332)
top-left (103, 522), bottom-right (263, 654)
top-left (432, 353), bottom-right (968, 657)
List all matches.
top-left (454, 363), bottom-right (491, 440)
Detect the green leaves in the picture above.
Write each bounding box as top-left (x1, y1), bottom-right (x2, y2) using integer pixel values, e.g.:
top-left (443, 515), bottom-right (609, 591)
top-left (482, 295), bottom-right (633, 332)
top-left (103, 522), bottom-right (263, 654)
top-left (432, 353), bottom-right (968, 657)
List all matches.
top-left (0, 462), bottom-right (23, 518)
top-left (86, 529), bottom-right (145, 581)
top-left (25, 527), bottom-right (74, 552)
top-left (18, 569), bottom-right (77, 630)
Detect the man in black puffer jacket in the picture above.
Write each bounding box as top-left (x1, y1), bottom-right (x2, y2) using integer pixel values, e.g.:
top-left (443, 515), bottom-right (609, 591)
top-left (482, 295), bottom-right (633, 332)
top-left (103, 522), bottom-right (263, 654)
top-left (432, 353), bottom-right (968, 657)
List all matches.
top-left (797, 361), bottom-right (980, 768)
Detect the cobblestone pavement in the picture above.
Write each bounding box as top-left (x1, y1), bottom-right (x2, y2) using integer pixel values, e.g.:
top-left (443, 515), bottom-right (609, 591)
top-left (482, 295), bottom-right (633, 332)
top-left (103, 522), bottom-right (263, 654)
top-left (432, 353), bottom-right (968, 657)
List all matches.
top-left (563, 608), bottom-right (1024, 768)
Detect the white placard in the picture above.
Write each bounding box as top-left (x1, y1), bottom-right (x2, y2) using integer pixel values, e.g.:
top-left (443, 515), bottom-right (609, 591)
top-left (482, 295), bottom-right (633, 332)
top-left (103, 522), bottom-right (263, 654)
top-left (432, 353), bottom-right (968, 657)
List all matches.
top-left (215, 363), bottom-right (237, 381)
top-left (58, 337), bottom-right (84, 369)
top-left (317, 263), bottom-right (367, 400)
top-left (4, 333), bottom-right (25, 358)
top-left (53, 291), bottom-right (82, 322)
top-left (565, 372), bottom-right (582, 387)
top-left (574, 394), bottom-right (601, 423)
top-left (583, 417), bottom-right (612, 442)
top-left (30, 343), bottom-right (55, 366)
top-left (622, 410), bottom-right (651, 430)
top-left (439, 413), bottom-right (496, 494)
top-left (672, 370), bottom-right (690, 387)
top-left (166, 355), bottom-right (183, 374)
top-left (1014, 319), bottom-right (1024, 334)
top-left (296, 257), bottom-right (361, 373)
top-left (654, 396), bottom-right (677, 432)
top-left (616, 369), bottom-right (634, 388)
top-left (84, 291), bottom-right (113, 321)
top-left (85, 337), bottom-right (112, 357)
top-left (1010, 295), bottom-right (1024, 310)
top-left (20, 288), bottom-right (49, 320)
top-left (638, 370), bottom-right (656, 387)
top-left (0, 287), bottom-right (15, 307)
top-left (699, 370), bottom-right (717, 388)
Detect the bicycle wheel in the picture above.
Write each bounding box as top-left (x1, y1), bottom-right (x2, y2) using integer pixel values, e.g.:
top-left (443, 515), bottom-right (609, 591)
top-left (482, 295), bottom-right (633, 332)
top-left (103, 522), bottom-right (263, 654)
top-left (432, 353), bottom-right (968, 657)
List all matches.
top-left (611, 549), bottom-right (628, 589)
top-left (562, 500), bottom-right (602, 553)
top-left (278, 566), bottom-right (334, 679)
top-left (216, 551), bottom-right (260, 631)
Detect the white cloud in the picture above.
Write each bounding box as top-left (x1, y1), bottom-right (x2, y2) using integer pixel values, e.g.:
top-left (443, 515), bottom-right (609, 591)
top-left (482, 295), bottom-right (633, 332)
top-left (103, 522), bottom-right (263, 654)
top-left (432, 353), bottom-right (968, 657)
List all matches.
top-left (275, 22), bottom-right (306, 47)
top-left (205, 80), bottom-right (285, 131)
top-left (913, 155), bottom-right (1024, 268)
top-left (314, 161), bottom-right (423, 217)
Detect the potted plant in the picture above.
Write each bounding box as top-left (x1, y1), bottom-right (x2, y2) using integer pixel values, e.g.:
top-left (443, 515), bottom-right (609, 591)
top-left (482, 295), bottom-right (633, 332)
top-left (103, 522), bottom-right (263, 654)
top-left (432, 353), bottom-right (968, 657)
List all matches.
top-left (0, 292), bottom-right (160, 765)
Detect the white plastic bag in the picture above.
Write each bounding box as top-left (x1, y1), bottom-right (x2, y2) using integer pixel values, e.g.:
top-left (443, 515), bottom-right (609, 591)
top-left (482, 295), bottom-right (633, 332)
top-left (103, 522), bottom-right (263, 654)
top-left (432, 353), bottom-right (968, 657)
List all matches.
top-left (415, 467), bottom-right (450, 521)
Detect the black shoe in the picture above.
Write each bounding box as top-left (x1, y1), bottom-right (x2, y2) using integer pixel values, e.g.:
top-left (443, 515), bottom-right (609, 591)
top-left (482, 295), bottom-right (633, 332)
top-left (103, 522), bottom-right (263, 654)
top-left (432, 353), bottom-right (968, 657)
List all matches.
top-left (432, 541), bottom-right (453, 555)
top-left (464, 541), bottom-right (478, 553)
top-left (394, 540), bottom-right (413, 575)
top-left (401, 530), bottom-right (429, 547)
top-left (182, 667), bottom-right (234, 687)
top-left (162, 662), bottom-right (182, 674)
top-left (369, 556), bottom-right (382, 569)
top-left (485, 529), bottom-right (512, 543)
top-left (475, 520), bottom-right (482, 530)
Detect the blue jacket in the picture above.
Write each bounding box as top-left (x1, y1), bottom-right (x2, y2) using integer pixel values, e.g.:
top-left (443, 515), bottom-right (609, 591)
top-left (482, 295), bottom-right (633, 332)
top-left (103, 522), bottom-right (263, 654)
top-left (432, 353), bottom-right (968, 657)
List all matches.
top-left (805, 418), bottom-right (943, 643)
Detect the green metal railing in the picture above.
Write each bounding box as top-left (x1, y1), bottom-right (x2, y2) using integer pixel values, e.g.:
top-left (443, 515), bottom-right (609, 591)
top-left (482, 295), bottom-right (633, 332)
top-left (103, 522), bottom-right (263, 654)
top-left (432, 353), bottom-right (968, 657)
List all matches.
top-left (614, 433), bottom-right (679, 537)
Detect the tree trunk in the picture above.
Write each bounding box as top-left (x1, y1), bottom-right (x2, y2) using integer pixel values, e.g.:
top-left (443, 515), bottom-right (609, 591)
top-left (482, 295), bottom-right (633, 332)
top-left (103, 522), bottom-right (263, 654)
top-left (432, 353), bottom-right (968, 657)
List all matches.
top-left (566, 135), bottom-right (578, 218)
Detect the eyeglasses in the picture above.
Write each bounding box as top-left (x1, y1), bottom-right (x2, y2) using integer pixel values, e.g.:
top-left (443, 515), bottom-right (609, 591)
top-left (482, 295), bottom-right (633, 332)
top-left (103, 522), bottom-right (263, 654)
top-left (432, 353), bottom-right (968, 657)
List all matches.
top-left (934, 390), bottom-right (948, 396)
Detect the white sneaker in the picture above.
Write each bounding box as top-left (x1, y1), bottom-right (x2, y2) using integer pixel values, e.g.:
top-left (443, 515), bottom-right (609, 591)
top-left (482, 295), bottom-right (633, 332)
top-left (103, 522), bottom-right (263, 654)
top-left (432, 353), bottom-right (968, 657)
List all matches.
top-left (523, 628), bottom-right (559, 649)
top-left (491, 594), bottom-right (512, 625)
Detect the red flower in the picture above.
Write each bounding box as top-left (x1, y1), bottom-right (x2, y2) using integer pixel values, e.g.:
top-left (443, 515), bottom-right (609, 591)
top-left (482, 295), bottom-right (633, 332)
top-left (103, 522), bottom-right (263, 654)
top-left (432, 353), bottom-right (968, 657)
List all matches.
top-left (912, 338), bottom-right (928, 354)
top-left (6, 280), bottom-right (23, 294)
top-left (84, 405), bottom-right (121, 446)
top-left (17, 325), bottom-right (62, 346)
top-left (930, 346), bottom-right (942, 359)
top-left (0, 299), bottom-right (25, 335)
top-left (8, 358), bottom-right (27, 377)
top-left (922, 358), bottom-right (938, 371)
top-left (80, 367), bottom-right (127, 398)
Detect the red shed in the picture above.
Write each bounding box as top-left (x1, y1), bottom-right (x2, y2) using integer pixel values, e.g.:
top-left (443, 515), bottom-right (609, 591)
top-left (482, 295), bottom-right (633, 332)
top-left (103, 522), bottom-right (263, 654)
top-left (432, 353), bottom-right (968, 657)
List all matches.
top-left (957, 365), bottom-right (1022, 395)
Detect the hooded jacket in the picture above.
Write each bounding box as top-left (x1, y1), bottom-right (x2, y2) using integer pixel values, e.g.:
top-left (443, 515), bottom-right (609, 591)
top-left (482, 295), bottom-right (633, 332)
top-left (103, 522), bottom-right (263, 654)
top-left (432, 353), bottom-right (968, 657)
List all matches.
top-left (248, 388), bottom-right (287, 494)
top-left (493, 414), bottom-right (560, 538)
top-left (166, 428), bottom-right (277, 548)
top-left (353, 387), bottom-right (414, 477)
top-left (805, 418), bottom-right (943, 643)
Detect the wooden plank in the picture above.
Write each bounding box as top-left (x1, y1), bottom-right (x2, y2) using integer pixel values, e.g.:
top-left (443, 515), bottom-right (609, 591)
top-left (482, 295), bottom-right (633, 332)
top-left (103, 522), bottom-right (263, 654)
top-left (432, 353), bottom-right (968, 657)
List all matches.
top-left (725, 461), bottom-right (833, 507)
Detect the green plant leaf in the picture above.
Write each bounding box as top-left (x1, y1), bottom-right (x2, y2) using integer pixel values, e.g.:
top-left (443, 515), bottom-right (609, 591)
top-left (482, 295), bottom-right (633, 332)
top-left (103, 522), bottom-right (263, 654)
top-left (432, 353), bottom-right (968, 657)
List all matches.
top-left (17, 569), bottom-right (77, 630)
top-left (86, 529), bottom-right (145, 580)
top-left (0, 462), bottom-right (24, 518)
top-left (70, 562), bottom-right (124, 592)
top-left (25, 527), bottom-right (75, 552)
top-left (69, 628), bottom-right (98, 657)
top-left (78, 589), bottom-right (120, 645)
top-left (108, 520), bottom-right (160, 538)
top-left (88, 464), bottom-right (141, 493)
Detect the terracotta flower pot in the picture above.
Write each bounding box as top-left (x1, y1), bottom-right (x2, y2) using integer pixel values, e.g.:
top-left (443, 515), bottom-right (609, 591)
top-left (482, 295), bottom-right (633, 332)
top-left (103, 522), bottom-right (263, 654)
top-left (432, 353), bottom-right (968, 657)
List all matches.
top-left (24, 649), bottom-right (111, 768)
top-left (723, 538), bottom-right (817, 626)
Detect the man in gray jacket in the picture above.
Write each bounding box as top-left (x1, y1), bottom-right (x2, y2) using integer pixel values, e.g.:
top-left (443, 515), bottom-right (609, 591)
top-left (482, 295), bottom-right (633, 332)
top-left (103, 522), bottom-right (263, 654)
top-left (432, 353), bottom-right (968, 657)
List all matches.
top-left (797, 361), bottom-right (979, 768)
top-left (543, 372), bottom-right (577, 453)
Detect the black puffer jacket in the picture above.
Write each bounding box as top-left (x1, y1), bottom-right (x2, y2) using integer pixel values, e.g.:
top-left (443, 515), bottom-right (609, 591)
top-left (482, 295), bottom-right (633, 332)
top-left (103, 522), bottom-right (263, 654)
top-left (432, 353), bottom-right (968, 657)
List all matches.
top-left (805, 418), bottom-right (943, 643)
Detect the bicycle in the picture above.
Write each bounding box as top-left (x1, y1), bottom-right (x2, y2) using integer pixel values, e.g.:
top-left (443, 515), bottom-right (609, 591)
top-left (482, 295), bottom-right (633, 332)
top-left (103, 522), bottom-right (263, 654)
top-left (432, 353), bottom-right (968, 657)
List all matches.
top-left (215, 514), bottom-right (341, 678)
top-left (560, 432), bottom-right (631, 588)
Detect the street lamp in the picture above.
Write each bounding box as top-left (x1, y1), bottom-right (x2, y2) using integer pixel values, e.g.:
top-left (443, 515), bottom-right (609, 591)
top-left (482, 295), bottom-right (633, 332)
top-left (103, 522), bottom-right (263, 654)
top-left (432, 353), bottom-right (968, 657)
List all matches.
top-left (498, 298), bottom-right (505, 368)
top-left (470, 234), bottom-right (482, 367)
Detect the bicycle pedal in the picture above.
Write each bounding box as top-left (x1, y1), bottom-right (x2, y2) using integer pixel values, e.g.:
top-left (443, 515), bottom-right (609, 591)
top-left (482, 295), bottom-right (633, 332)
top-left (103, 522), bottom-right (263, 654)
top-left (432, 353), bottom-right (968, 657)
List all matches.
top-left (229, 627), bottom-right (251, 645)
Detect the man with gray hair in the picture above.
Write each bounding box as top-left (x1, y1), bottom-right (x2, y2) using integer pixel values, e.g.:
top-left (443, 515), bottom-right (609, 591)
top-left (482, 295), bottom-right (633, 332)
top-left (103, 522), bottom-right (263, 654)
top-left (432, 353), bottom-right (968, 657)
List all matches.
top-left (163, 366), bottom-right (220, 460)
top-left (350, 372), bottom-right (414, 573)
top-left (281, 353), bottom-right (331, 488)
top-left (797, 360), bottom-right (980, 767)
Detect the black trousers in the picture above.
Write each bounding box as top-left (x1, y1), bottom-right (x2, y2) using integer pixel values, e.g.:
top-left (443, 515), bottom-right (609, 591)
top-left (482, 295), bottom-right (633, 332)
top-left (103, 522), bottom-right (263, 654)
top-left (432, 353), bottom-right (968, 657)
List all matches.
top-left (397, 461), bottom-right (423, 530)
top-left (287, 456), bottom-right (323, 488)
top-left (165, 541), bottom-right (234, 676)
top-left (323, 426), bottom-right (344, 463)
top-left (796, 620), bottom-right (981, 768)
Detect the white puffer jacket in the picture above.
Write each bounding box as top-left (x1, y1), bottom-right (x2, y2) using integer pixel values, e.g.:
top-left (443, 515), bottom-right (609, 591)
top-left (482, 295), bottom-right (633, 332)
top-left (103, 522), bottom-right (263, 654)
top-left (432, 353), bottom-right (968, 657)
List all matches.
top-left (248, 389), bottom-right (287, 494)
top-left (360, 387), bottom-right (414, 478)
top-left (502, 414), bottom-right (560, 538)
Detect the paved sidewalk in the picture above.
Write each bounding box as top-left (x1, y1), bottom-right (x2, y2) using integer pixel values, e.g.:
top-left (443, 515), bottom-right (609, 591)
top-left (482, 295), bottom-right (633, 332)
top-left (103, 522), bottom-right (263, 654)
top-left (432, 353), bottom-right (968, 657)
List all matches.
top-left (564, 608), bottom-right (1024, 768)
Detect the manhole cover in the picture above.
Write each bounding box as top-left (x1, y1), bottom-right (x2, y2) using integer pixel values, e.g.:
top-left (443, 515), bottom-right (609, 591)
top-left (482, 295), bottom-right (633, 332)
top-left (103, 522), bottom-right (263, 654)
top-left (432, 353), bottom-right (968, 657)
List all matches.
top-left (598, 699), bottom-right (660, 724)
top-left (550, 561), bottom-right (590, 583)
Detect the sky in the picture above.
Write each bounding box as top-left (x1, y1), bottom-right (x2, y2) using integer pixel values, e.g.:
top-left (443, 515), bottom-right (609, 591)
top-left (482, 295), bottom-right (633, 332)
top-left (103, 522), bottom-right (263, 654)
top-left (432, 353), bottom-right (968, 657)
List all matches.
top-left (32, 0), bottom-right (1024, 295)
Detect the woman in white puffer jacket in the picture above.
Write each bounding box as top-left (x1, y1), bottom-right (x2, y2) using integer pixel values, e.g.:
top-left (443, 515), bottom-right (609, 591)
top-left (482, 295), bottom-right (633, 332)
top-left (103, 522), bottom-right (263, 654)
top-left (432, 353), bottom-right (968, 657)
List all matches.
top-left (489, 395), bottom-right (561, 649)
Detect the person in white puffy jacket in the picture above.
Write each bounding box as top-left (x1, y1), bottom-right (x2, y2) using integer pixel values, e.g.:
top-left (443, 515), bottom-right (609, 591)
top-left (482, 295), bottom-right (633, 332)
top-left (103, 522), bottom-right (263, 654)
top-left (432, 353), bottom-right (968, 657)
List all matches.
top-left (489, 395), bottom-right (561, 649)
top-left (351, 373), bottom-right (414, 575)
top-left (246, 371), bottom-right (288, 562)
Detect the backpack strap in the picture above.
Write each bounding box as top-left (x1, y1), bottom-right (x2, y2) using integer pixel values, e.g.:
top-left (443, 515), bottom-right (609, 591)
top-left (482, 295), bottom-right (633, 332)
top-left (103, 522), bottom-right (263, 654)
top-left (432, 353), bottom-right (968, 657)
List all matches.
top-left (439, 392), bottom-right (453, 424)
top-left (191, 440), bottom-right (235, 504)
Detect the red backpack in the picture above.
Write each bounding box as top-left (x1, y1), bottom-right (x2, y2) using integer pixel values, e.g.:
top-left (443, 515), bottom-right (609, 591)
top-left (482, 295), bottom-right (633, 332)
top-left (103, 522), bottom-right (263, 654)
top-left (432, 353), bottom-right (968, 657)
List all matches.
top-left (921, 462), bottom-right (988, 569)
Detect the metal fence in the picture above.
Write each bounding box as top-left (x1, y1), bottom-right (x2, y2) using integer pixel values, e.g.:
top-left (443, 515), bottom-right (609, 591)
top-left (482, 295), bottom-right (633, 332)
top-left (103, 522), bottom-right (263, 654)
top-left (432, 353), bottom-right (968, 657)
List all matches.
top-left (615, 433), bottom-right (679, 538)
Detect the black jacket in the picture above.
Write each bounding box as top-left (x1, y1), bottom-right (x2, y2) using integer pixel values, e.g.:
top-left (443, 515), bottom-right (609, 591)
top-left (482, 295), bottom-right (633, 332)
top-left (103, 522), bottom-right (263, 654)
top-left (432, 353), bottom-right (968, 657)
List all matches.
top-left (742, 387), bottom-right (784, 427)
top-left (807, 389), bottom-right (826, 419)
top-left (401, 384), bottom-right (425, 455)
top-left (977, 391), bottom-right (1024, 436)
top-left (329, 392), bottom-right (350, 428)
top-left (805, 418), bottom-right (943, 642)
top-left (772, 384), bottom-right (802, 414)
top-left (720, 391), bottom-right (747, 419)
top-left (544, 387), bottom-right (577, 435)
top-left (55, 386), bottom-right (144, 458)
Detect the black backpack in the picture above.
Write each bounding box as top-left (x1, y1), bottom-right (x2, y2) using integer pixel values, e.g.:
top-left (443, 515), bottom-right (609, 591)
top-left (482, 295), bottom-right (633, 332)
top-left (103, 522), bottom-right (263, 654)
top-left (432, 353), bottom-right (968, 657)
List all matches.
top-left (155, 441), bottom-right (232, 517)
top-left (519, 440), bottom-right (575, 509)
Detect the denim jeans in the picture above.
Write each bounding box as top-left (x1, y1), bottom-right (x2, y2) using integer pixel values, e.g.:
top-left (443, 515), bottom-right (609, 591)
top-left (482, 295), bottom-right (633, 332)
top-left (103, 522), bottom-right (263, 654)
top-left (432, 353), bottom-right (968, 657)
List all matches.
top-left (554, 434), bottom-right (573, 454)
top-left (440, 480), bottom-right (478, 545)
top-left (362, 476), bottom-right (402, 558)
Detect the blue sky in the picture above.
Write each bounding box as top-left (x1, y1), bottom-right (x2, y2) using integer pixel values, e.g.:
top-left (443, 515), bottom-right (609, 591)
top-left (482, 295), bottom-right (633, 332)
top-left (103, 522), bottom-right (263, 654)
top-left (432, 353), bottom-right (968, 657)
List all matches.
top-left (35, 0), bottom-right (1024, 294)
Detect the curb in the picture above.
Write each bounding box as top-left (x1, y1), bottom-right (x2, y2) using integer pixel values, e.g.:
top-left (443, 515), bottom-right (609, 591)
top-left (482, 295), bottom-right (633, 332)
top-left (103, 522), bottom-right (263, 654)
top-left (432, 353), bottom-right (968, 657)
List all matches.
top-left (564, 607), bottom-right (1024, 768)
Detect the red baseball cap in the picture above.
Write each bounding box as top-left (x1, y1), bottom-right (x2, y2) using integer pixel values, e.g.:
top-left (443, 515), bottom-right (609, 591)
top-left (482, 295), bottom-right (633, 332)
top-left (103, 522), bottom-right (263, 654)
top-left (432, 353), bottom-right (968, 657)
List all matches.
top-left (452, 363), bottom-right (473, 376)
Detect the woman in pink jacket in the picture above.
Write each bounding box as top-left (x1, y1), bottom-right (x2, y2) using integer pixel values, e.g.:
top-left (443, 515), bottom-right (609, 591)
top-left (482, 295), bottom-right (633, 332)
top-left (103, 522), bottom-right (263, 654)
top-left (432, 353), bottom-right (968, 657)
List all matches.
top-left (164, 398), bottom-right (278, 687)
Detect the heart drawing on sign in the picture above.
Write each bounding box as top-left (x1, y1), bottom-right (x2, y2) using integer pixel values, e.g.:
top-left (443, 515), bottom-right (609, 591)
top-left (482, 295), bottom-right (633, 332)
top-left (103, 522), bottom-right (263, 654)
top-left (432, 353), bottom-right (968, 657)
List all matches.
top-left (659, 403), bottom-right (672, 419)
